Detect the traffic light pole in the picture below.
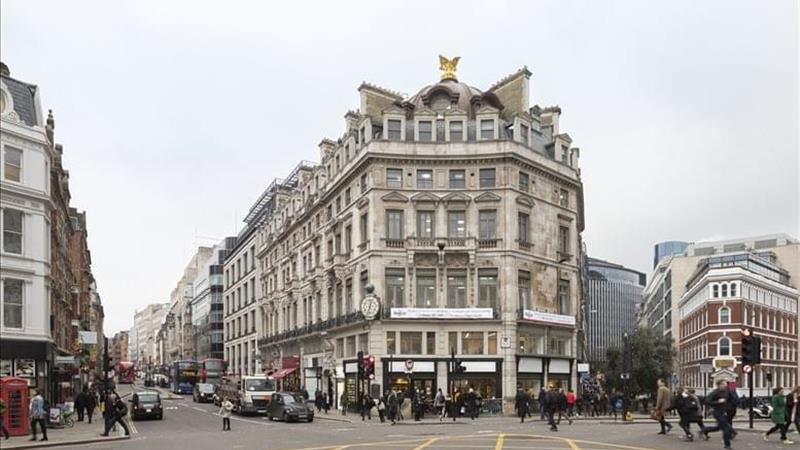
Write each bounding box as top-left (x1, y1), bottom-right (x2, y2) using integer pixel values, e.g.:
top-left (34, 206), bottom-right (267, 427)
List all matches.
top-left (748, 369), bottom-right (753, 429)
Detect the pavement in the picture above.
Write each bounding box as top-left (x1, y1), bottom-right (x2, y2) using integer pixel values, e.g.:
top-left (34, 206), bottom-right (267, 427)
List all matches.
top-left (13, 395), bottom-right (793, 450)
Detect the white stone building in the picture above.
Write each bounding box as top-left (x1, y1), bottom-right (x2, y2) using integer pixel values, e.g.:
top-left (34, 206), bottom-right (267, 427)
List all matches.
top-left (0, 62), bottom-right (55, 393)
top-left (133, 303), bottom-right (168, 368)
top-left (254, 60), bottom-right (585, 412)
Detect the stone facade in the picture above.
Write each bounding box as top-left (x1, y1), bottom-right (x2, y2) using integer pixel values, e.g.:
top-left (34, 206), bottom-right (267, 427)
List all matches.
top-left (251, 62), bottom-right (585, 412)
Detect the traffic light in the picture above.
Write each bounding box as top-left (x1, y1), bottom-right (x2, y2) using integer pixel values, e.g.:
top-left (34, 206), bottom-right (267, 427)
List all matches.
top-left (741, 329), bottom-right (762, 366)
top-left (363, 355), bottom-right (375, 380)
top-left (357, 351), bottom-right (365, 378)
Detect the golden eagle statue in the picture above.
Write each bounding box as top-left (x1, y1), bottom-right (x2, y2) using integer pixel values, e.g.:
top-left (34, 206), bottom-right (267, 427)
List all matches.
top-left (439, 55), bottom-right (460, 81)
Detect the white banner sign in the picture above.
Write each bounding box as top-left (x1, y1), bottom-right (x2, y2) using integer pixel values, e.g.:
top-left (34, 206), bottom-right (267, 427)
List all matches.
top-left (577, 363), bottom-right (590, 373)
top-left (390, 308), bottom-right (493, 320)
top-left (78, 331), bottom-right (98, 345)
top-left (521, 310), bottom-right (576, 326)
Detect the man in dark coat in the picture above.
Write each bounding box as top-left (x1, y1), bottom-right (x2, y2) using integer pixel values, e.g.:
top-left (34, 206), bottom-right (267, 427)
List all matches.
top-left (85, 389), bottom-right (97, 424)
top-left (544, 386), bottom-right (560, 431)
top-left (702, 380), bottom-right (734, 449)
top-left (387, 390), bottom-right (399, 425)
top-left (75, 389), bottom-right (87, 422)
top-left (787, 386), bottom-right (800, 435)
top-left (514, 388), bottom-right (530, 423)
top-left (672, 387), bottom-right (705, 441)
top-left (101, 394), bottom-right (130, 437)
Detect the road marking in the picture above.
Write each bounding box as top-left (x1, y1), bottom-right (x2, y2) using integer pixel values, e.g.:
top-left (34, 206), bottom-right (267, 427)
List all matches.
top-left (192, 406), bottom-right (206, 412)
top-left (564, 438), bottom-right (581, 450)
top-left (411, 437), bottom-right (439, 450)
top-left (494, 433), bottom-right (505, 450)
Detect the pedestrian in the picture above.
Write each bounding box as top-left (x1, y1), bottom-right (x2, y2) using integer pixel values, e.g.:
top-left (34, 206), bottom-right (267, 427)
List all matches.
top-left (514, 387), bottom-right (529, 423)
top-left (376, 395), bottom-right (386, 423)
top-left (75, 389), bottom-right (87, 422)
top-left (526, 388), bottom-right (535, 418)
top-left (566, 389), bottom-right (576, 422)
top-left (412, 389), bottom-right (422, 422)
top-left (725, 383), bottom-right (739, 440)
top-left (786, 386), bottom-right (800, 435)
top-left (300, 386), bottom-right (309, 402)
top-left (654, 378), bottom-right (673, 435)
top-left (86, 389), bottom-right (97, 424)
top-left (609, 390), bottom-right (623, 422)
top-left (434, 388), bottom-right (445, 419)
top-left (388, 390), bottom-right (399, 425)
top-left (544, 386), bottom-right (559, 431)
top-left (28, 389), bottom-right (47, 442)
top-left (101, 394), bottom-right (130, 437)
top-left (557, 388), bottom-right (569, 425)
top-left (322, 392), bottom-right (330, 414)
top-left (764, 387), bottom-right (793, 444)
top-left (219, 397), bottom-right (233, 431)
top-left (539, 388), bottom-right (547, 420)
top-left (361, 393), bottom-right (372, 421)
top-left (340, 393), bottom-right (348, 416)
top-left (0, 396), bottom-right (10, 440)
top-left (701, 379), bottom-right (734, 450)
top-left (672, 387), bottom-right (703, 441)
top-left (314, 389), bottom-right (323, 412)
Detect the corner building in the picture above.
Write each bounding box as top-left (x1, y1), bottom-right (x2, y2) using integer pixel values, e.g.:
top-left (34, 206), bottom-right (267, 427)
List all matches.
top-left (255, 62), bottom-right (585, 412)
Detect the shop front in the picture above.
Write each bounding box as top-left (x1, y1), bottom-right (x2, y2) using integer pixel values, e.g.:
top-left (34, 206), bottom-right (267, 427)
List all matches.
top-left (517, 356), bottom-right (544, 396)
top-left (382, 359), bottom-right (437, 398)
top-left (448, 359), bottom-right (503, 404)
top-left (302, 355), bottom-right (324, 401)
top-left (268, 356), bottom-right (301, 392)
top-left (546, 358), bottom-right (573, 390)
top-left (0, 339), bottom-right (54, 402)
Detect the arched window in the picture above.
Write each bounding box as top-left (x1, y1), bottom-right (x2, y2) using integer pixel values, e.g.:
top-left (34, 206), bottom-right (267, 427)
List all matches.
top-left (719, 306), bottom-right (731, 324)
top-left (730, 283), bottom-right (737, 297)
top-left (718, 337), bottom-right (731, 356)
top-left (712, 284), bottom-right (719, 298)
top-left (721, 283), bottom-right (728, 297)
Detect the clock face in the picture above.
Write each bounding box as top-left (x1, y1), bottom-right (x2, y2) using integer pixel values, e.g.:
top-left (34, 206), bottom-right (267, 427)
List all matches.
top-left (360, 296), bottom-right (380, 318)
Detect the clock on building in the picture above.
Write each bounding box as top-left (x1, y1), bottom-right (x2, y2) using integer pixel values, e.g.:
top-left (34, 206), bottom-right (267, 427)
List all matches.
top-left (360, 295), bottom-right (380, 321)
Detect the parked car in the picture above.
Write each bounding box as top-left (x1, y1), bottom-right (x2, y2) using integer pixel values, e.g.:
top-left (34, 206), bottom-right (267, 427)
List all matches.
top-left (193, 383), bottom-right (215, 403)
top-left (130, 391), bottom-right (163, 420)
top-left (266, 392), bottom-right (314, 423)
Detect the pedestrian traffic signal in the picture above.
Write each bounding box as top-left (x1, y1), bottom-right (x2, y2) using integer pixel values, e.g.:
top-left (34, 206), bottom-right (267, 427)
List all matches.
top-left (363, 355), bottom-right (375, 380)
top-left (741, 328), bottom-right (761, 366)
top-left (357, 351), bottom-right (365, 377)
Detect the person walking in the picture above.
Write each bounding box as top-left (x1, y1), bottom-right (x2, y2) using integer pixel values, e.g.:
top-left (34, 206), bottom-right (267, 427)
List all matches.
top-left (434, 388), bottom-right (445, 419)
top-left (75, 389), bottom-right (87, 422)
top-left (314, 389), bottom-right (323, 412)
top-left (764, 387), bottom-right (793, 444)
top-left (566, 389), bottom-right (576, 422)
top-left (544, 386), bottom-right (559, 432)
top-left (539, 388), bottom-right (547, 420)
top-left (387, 390), bottom-right (399, 425)
top-left (654, 379), bottom-right (673, 435)
top-left (219, 397), bottom-right (233, 431)
top-left (702, 379), bottom-right (734, 450)
top-left (725, 383), bottom-right (739, 440)
top-left (101, 394), bottom-right (130, 437)
top-left (786, 386), bottom-right (800, 435)
top-left (29, 390), bottom-right (47, 442)
top-left (85, 389), bottom-right (97, 424)
top-left (361, 392), bottom-right (372, 421)
top-left (376, 395), bottom-right (386, 423)
top-left (672, 387), bottom-right (703, 441)
top-left (514, 387), bottom-right (530, 423)
top-left (0, 397), bottom-right (10, 440)
top-left (322, 392), bottom-right (330, 414)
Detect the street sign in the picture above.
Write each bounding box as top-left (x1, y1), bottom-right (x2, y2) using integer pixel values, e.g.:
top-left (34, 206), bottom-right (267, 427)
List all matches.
top-left (500, 336), bottom-right (511, 349)
top-left (405, 359), bottom-right (414, 371)
top-left (577, 363), bottom-right (590, 373)
top-left (699, 363), bottom-right (714, 374)
top-left (742, 364), bottom-right (752, 373)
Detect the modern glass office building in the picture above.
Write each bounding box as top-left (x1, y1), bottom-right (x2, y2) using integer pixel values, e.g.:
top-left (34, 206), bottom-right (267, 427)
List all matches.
top-left (653, 241), bottom-right (690, 268)
top-left (585, 257), bottom-right (646, 363)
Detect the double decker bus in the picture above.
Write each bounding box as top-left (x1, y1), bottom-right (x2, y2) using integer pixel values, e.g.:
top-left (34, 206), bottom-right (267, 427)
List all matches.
top-left (117, 361), bottom-right (136, 384)
top-left (171, 360), bottom-right (200, 394)
top-left (199, 358), bottom-right (227, 385)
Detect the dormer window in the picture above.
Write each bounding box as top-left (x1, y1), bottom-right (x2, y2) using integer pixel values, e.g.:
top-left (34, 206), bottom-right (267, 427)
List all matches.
top-left (520, 124), bottom-right (529, 143)
top-left (418, 121), bottom-right (433, 141)
top-left (480, 119), bottom-right (495, 140)
top-left (359, 127), bottom-right (366, 145)
top-left (387, 119), bottom-right (402, 141)
top-left (449, 120), bottom-right (463, 142)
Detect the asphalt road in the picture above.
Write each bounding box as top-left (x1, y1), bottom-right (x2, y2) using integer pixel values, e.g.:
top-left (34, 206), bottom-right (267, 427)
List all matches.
top-left (54, 389), bottom-right (793, 450)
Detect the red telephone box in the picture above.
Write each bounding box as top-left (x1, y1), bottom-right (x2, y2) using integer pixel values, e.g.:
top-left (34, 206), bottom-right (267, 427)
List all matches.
top-left (1, 377), bottom-right (30, 436)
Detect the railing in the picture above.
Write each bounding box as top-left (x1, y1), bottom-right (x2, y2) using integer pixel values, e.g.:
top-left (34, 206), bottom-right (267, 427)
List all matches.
top-left (478, 238), bottom-right (501, 249)
top-left (517, 240), bottom-right (532, 251)
top-left (257, 311), bottom-right (364, 346)
top-left (384, 238), bottom-right (405, 249)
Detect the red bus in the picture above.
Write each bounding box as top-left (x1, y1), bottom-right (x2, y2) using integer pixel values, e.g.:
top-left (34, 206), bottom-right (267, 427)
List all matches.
top-left (200, 358), bottom-right (227, 385)
top-left (117, 361), bottom-right (136, 384)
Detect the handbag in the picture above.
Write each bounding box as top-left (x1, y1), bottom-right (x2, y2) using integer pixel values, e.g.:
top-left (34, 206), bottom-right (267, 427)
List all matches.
top-left (649, 410), bottom-right (662, 421)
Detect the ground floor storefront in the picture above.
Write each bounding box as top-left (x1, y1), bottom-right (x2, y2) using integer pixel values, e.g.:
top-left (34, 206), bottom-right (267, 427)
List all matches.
top-left (0, 338), bottom-right (58, 403)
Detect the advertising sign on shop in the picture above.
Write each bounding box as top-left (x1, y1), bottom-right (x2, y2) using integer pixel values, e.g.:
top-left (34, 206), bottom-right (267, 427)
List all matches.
top-left (521, 310), bottom-right (576, 326)
top-left (390, 308), bottom-right (493, 320)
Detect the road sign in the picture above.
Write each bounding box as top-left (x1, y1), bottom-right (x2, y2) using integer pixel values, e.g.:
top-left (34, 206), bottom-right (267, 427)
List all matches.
top-left (699, 363), bottom-right (714, 374)
top-left (742, 364), bottom-right (752, 373)
top-left (405, 359), bottom-right (414, 371)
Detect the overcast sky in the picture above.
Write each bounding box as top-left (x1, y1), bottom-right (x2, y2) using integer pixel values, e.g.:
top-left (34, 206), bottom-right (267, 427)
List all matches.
top-left (2, 0), bottom-right (797, 335)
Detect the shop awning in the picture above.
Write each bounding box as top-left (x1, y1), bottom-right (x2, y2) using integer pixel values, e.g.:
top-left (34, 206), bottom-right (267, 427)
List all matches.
top-left (270, 367), bottom-right (297, 380)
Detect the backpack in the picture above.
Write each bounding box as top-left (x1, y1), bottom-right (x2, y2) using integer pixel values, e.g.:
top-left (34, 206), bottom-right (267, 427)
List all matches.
top-left (115, 400), bottom-right (128, 417)
top-left (614, 398), bottom-right (623, 411)
top-left (685, 395), bottom-right (699, 412)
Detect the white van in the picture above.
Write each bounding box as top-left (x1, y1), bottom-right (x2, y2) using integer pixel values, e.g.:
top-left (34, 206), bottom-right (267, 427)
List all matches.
top-left (215, 375), bottom-right (277, 415)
